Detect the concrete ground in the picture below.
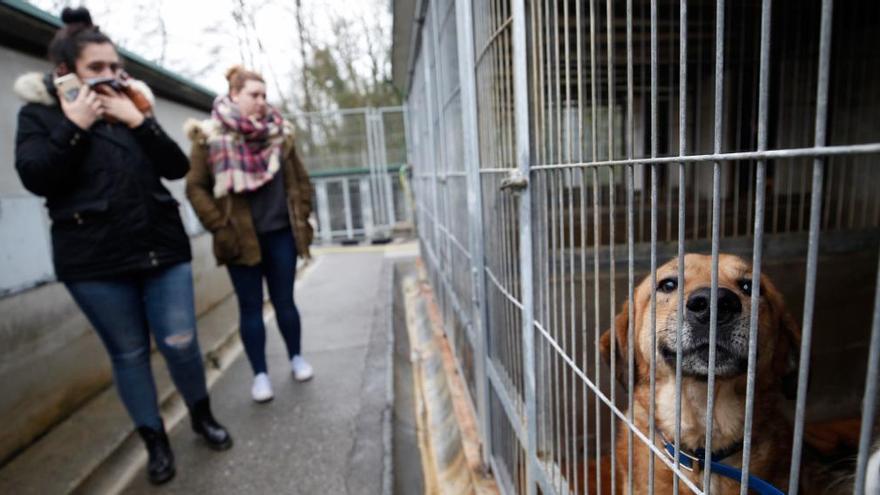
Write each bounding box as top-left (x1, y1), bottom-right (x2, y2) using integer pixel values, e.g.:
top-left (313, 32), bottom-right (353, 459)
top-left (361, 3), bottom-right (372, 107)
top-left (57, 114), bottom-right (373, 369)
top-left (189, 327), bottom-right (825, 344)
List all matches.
top-left (122, 245), bottom-right (415, 494)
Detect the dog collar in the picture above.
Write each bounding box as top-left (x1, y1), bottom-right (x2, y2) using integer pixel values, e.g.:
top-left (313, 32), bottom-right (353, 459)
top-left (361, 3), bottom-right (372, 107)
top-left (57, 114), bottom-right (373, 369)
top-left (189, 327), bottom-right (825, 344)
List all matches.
top-left (659, 432), bottom-right (785, 495)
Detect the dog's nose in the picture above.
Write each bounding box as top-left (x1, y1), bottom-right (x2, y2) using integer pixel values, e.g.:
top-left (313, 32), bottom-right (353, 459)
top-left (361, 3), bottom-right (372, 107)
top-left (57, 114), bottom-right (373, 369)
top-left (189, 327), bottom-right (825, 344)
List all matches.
top-left (686, 288), bottom-right (743, 326)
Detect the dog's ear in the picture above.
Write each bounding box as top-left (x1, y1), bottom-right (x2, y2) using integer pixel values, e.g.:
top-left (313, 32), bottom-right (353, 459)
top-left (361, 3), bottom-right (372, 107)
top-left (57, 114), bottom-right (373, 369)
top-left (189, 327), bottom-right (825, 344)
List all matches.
top-left (762, 275), bottom-right (803, 399)
top-left (600, 301), bottom-right (635, 388)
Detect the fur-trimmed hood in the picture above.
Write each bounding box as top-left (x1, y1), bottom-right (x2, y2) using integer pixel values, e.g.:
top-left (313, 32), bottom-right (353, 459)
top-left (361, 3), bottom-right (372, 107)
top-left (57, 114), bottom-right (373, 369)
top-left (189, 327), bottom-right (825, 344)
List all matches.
top-left (183, 117), bottom-right (222, 145)
top-left (183, 116), bottom-right (296, 146)
top-left (13, 71), bottom-right (155, 107)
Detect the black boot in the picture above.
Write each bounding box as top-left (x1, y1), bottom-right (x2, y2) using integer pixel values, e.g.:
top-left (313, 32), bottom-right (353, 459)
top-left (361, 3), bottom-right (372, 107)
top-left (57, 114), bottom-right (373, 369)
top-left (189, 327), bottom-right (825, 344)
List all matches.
top-left (189, 397), bottom-right (233, 450)
top-left (137, 424), bottom-right (175, 485)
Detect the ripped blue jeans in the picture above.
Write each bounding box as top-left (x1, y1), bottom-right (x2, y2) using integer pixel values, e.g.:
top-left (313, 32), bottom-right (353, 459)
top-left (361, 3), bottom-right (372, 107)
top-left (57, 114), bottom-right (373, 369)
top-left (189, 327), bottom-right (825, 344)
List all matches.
top-left (66, 262), bottom-right (207, 430)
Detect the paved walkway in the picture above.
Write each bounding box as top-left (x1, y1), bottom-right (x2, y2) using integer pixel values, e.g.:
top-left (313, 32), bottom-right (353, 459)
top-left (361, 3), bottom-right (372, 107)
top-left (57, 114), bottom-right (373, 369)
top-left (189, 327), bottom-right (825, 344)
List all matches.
top-left (123, 246), bottom-right (414, 494)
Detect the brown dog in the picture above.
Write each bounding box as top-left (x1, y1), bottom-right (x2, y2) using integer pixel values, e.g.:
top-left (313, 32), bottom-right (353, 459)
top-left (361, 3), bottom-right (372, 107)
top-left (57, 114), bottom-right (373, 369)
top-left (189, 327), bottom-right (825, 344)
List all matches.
top-left (599, 254), bottom-right (800, 494)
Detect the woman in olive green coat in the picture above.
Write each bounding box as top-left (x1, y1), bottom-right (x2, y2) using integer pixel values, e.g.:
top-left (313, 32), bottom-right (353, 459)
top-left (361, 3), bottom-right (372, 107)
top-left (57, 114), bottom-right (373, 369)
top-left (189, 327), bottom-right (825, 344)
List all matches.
top-left (185, 66), bottom-right (315, 403)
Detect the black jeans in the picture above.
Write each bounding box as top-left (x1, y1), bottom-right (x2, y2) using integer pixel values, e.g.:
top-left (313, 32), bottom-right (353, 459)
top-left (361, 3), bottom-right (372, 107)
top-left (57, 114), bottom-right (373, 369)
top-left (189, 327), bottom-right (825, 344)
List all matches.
top-left (227, 228), bottom-right (303, 375)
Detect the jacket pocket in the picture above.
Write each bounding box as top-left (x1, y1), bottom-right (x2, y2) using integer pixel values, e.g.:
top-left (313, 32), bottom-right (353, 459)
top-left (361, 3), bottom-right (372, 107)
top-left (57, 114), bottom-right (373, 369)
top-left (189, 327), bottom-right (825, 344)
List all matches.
top-left (151, 191), bottom-right (179, 206)
top-left (49, 199), bottom-right (110, 225)
top-left (212, 223), bottom-right (241, 262)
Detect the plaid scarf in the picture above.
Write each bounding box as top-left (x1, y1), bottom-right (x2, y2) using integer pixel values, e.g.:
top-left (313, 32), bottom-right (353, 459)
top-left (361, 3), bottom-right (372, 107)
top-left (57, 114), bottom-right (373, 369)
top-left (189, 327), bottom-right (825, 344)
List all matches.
top-left (208, 95), bottom-right (286, 197)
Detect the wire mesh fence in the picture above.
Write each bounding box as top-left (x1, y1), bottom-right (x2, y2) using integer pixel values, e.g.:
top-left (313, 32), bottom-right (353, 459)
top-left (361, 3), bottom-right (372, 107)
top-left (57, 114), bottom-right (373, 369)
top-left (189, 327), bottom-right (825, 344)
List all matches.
top-left (406, 0), bottom-right (880, 493)
top-left (288, 107), bottom-right (412, 243)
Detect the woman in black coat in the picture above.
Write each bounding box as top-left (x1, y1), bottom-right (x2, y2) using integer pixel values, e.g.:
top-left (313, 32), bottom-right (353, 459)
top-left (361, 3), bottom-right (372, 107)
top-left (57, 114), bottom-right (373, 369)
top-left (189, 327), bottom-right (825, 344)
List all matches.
top-left (13, 8), bottom-right (231, 485)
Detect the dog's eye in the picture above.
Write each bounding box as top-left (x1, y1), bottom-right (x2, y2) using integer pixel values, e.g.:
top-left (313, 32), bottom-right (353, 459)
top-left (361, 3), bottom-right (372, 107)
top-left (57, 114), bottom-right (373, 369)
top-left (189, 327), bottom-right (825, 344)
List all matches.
top-left (738, 279), bottom-right (752, 295)
top-left (657, 277), bottom-right (677, 293)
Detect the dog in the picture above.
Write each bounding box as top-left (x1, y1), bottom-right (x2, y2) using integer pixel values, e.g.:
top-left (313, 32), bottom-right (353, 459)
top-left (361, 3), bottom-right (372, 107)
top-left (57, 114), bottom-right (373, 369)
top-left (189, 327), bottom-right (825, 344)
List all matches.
top-left (599, 254), bottom-right (801, 494)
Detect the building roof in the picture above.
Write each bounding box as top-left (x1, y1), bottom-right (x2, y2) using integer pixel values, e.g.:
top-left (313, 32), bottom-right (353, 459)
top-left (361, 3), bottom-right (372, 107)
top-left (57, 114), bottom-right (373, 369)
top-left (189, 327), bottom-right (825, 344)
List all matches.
top-left (390, 0), bottom-right (422, 96)
top-left (0, 0), bottom-right (216, 110)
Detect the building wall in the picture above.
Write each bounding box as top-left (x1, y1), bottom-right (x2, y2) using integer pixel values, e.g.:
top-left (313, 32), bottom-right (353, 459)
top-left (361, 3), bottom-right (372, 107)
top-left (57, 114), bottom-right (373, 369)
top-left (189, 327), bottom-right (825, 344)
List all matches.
top-left (0, 45), bottom-right (231, 464)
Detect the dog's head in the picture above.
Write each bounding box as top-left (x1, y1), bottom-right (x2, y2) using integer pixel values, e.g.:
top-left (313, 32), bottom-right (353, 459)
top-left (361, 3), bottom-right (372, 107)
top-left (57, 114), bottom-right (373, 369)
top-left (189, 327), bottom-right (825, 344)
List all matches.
top-left (601, 254), bottom-right (800, 390)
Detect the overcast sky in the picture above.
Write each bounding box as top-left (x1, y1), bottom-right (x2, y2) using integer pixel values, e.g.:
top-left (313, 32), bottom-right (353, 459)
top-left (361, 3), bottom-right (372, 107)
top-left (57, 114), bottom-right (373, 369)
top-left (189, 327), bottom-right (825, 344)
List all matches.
top-left (27, 0), bottom-right (392, 104)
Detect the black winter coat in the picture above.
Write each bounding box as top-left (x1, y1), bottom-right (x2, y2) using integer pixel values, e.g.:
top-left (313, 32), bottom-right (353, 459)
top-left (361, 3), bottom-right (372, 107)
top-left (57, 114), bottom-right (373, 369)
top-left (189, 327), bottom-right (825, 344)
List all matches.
top-left (14, 73), bottom-right (192, 281)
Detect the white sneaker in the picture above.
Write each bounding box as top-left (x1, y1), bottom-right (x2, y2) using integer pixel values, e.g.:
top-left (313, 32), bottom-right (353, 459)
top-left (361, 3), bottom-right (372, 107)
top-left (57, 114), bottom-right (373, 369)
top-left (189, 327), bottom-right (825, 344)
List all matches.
top-left (251, 373), bottom-right (274, 402)
top-left (291, 355), bottom-right (314, 381)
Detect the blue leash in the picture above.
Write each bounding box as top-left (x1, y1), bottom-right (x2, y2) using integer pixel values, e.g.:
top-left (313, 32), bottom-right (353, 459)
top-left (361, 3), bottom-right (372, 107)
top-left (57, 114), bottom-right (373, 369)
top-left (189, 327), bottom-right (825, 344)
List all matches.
top-left (661, 437), bottom-right (786, 495)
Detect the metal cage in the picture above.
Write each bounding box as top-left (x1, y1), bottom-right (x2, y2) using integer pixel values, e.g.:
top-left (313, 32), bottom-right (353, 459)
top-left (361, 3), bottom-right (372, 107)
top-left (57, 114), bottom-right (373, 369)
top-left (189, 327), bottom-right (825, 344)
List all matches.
top-left (405, 0), bottom-right (880, 493)
top-left (288, 107), bottom-right (412, 243)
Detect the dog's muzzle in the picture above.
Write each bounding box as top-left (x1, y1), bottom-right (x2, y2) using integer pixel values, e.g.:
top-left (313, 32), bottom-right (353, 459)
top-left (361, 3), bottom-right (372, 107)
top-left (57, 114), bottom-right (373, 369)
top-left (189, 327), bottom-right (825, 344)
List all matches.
top-left (686, 287), bottom-right (743, 328)
top-left (661, 287), bottom-right (749, 378)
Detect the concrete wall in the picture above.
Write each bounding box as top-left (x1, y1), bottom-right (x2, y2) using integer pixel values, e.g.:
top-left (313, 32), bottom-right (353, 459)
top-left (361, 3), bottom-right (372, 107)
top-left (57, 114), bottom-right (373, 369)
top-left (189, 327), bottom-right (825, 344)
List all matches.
top-left (0, 46), bottom-right (232, 465)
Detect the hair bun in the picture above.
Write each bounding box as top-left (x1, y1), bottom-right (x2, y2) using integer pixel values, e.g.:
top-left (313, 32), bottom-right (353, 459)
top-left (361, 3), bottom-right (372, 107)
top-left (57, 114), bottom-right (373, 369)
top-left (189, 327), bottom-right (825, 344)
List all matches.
top-left (61, 7), bottom-right (93, 26)
top-left (225, 65), bottom-right (245, 82)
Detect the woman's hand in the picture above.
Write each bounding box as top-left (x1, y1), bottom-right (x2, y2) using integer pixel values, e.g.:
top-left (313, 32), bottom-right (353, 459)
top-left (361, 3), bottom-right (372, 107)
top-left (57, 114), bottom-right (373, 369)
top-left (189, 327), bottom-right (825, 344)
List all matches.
top-left (59, 86), bottom-right (103, 130)
top-left (96, 88), bottom-right (145, 128)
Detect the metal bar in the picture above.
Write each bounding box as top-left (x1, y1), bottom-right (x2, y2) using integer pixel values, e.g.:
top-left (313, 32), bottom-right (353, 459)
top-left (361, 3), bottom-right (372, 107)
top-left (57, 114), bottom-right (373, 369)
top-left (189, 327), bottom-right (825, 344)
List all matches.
top-left (576, 0), bottom-right (584, 165)
top-left (547, 170), bottom-right (560, 488)
top-left (579, 167), bottom-right (591, 495)
top-left (316, 180), bottom-right (333, 244)
top-left (511, 0), bottom-right (537, 491)
top-left (367, 112), bottom-right (384, 229)
top-left (342, 177), bottom-right (353, 239)
top-left (378, 114), bottom-right (397, 226)
top-left (606, 3), bottom-right (617, 491)
top-left (494, 143), bottom-right (880, 171)
top-left (787, 1), bottom-right (833, 492)
top-left (589, 0), bottom-right (598, 167)
top-left (625, 1), bottom-right (635, 493)
top-left (456, 0), bottom-right (492, 466)
top-left (288, 105), bottom-right (406, 119)
top-left (665, 0), bottom-right (675, 244)
top-left (740, 0), bottom-right (773, 491)
top-left (487, 0), bottom-right (502, 172)
top-left (564, 0), bottom-right (572, 166)
top-left (530, 0), bottom-right (544, 166)
top-left (543, 0), bottom-right (555, 166)
top-left (527, 0), bottom-right (538, 167)
top-left (421, 40), bottom-right (442, 257)
top-left (733, 1), bottom-right (746, 237)
top-left (648, 0), bottom-right (658, 491)
top-left (499, 175), bottom-right (516, 408)
top-left (555, 170), bottom-right (566, 492)
top-left (704, 1), bottom-right (726, 491)
top-left (538, 170), bottom-right (552, 470)
top-left (474, 16), bottom-right (513, 68)
top-left (674, 2), bottom-right (688, 493)
top-left (486, 268), bottom-right (524, 312)
top-left (588, 2), bottom-right (602, 490)
top-left (552, 0), bottom-right (563, 167)
top-left (502, 0), bottom-right (517, 172)
top-left (567, 168), bottom-right (578, 494)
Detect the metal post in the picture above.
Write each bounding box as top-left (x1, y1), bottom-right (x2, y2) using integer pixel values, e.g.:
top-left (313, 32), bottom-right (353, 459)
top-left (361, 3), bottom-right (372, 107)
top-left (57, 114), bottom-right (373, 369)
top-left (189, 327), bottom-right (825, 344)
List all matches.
top-left (316, 180), bottom-right (332, 244)
top-left (511, 0), bottom-right (537, 493)
top-left (703, 2), bottom-right (726, 492)
top-left (359, 176), bottom-right (375, 239)
top-left (377, 110), bottom-right (397, 226)
top-left (456, 0), bottom-right (492, 466)
top-left (740, 1), bottom-right (773, 492)
top-left (422, 34), bottom-right (442, 260)
top-left (788, 1), bottom-right (833, 492)
top-left (342, 176), bottom-right (354, 240)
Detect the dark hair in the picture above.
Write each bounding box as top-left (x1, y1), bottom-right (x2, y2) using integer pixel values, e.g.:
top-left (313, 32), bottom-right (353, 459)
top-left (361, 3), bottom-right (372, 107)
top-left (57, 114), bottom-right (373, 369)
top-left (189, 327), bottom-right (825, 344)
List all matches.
top-left (48, 7), bottom-right (114, 71)
top-left (225, 65), bottom-right (265, 94)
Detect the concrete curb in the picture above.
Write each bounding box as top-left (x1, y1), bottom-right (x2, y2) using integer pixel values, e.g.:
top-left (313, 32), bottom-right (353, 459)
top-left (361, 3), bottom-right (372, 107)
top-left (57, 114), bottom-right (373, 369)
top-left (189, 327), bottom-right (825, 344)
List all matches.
top-left (382, 259), bottom-right (397, 495)
top-left (403, 262), bottom-right (500, 495)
